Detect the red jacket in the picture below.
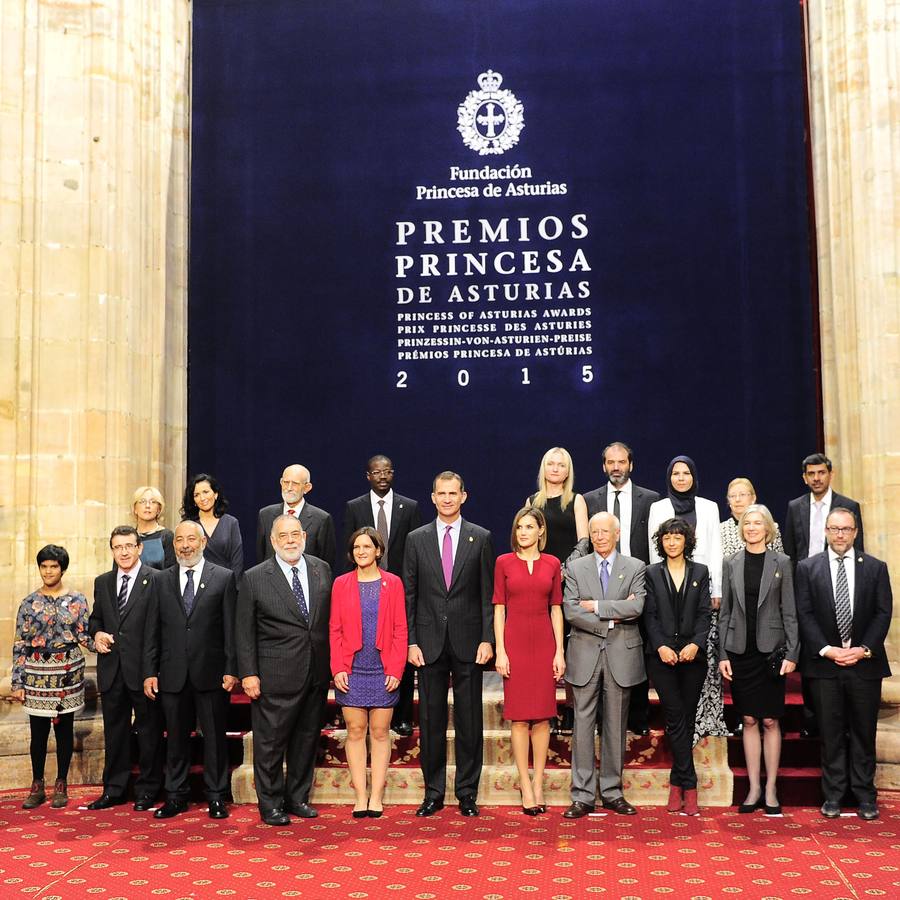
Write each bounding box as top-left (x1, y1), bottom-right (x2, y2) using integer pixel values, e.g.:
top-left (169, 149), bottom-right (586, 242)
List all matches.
top-left (329, 570), bottom-right (408, 680)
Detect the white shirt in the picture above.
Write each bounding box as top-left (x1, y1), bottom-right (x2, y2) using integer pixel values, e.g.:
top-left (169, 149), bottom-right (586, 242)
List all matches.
top-left (284, 499), bottom-right (306, 517)
top-left (179, 557), bottom-right (206, 596)
top-left (116, 561), bottom-right (141, 606)
top-left (275, 553), bottom-right (310, 608)
top-left (808, 488), bottom-right (833, 557)
top-left (437, 516), bottom-right (462, 561)
top-left (370, 489), bottom-right (393, 534)
top-left (593, 549), bottom-right (617, 625)
top-left (820, 546), bottom-right (857, 654)
top-left (606, 480), bottom-right (633, 556)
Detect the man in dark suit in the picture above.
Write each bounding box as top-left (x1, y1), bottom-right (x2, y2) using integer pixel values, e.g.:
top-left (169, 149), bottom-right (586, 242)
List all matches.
top-left (143, 520), bottom-right (238, 820)
top-left (581, 441), bottom-right (659, 734)
top-left (795, 507), bottom-right (892, 820)
top-left (256, 464), bottom-right (336, 568)
top-left (343, 454), bottom-right (421, 735)
top-left (404, 471), bottom-right (494, 818)
top-left (237, 513), bottom-right (333, 825)
top-left (784, 452), bottom-right (865, 736)
top-left (87, 526), bottom-right (164, 811)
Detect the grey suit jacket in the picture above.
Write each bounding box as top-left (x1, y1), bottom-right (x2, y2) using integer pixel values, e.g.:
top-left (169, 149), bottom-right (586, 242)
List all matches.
top-left (562, 552), bottom-right (646, 688)
top-left (718, 549), bottom-right (799, 662)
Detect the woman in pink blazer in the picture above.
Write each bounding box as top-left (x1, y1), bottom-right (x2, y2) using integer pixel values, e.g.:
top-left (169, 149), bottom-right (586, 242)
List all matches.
top-left (330, 527), bottom-right (407, 817)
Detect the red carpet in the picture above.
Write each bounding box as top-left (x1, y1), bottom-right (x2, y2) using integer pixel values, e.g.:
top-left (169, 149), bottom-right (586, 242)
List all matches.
top-left (2, 790), bottom-right (899, 899)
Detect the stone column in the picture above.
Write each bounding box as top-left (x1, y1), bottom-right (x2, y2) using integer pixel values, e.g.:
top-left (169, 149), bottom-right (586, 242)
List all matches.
top-left (0, 0), bottom-right (190, 785)
top-left (805, 0), bottom-right (900, 783)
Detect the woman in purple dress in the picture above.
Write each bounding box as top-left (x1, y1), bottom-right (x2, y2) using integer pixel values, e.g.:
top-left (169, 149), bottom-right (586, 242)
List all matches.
top-left (330, 528), bottom-right (408, 817)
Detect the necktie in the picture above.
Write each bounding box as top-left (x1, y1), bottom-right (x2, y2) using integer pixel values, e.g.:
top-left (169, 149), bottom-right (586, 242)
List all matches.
top-left (600, 558), bottom-right (609, 594)
top-left (291, 566), bottom-right (310, 623)
top-left (287, 508), bottom-right (296, 516)
top-left (442, 525), bottom-right (454, 589)
top-left (613, 490), bottom-right (621, 551)
top-left (376, 500), bottom-right (389, 569)
top-left (834, 555), bottom-right (852, 645)
top-left (183, 568), bottom-right (195, 616)
top-left (117, 573), bottom-right (130, 614)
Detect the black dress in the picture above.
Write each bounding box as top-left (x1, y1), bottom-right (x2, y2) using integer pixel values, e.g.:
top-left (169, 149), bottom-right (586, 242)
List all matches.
top-left (730, 550), bottom-right (786, 718)
top-left (530, 494), bottom-right (578, 564)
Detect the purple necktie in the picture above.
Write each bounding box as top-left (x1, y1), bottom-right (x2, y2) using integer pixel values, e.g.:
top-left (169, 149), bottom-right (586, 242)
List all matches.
top-left (442, 525), bottom-right (454, 589)
top-left (600, 559), bottom-right (609, 594)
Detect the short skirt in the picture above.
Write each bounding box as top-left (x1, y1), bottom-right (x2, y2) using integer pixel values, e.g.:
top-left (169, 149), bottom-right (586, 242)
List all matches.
top-left (22, 647), bottom-right (86, 718)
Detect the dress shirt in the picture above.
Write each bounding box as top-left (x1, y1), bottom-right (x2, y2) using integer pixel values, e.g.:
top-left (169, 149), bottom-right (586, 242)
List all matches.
top-left (808, 488), bottom-right (833, 557)
top-left (820, 545), bottom-right (857, 654)
top-left (606, 479), bottom-right (633, 556)
top-left (284, 499), bottom-right (306, 517)
top-left (593, 549), bottom-right (618, 625)
top-left (436, 516), bottom-right (462, 561)
top-left (370, 489), bottom-right (393, 534)
top-left (178, 557), bottom-right (206, 595)
top-left (275, 553), bottom-right (311, 610)
top-left (116, 561), bottom-right (142, 607)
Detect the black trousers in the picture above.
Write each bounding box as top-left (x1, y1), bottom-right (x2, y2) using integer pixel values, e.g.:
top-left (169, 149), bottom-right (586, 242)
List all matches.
top-left (100, 671), bottom-right (164, 797)
top-left (392, 662), bottom-right (416, 726)
top-left (160, 683), bottom-right (230, 801)
top-left (808, 671), bottom-right (882, 804)
top-left (647, 655), bottom-right (706, 789)
top-left (627, 679), bottom-right (650, 731)
top-left (250, 672), bottom-right (328, 811)
top-left (417, 635), bottom-right (483, 801)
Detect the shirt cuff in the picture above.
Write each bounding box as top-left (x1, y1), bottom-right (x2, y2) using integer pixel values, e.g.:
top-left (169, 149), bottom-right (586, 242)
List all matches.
top-left (819, 645), bottom-right (831, 656)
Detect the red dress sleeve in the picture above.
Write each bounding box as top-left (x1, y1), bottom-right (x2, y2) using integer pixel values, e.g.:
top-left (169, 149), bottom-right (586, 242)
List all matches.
top-left (492, 555), bottom-right (509, 605)
top-left (548, 556), bottom-right (563, 606)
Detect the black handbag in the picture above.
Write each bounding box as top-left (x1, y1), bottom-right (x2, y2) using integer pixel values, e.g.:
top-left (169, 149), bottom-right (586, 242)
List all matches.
top-left (767, 643), bottom-right (787, 678)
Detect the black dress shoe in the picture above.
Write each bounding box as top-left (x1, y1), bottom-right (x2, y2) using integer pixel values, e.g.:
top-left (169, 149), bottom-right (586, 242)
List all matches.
top-left (415, 797), bottom-right (444, 817)
top-left (522, 806), bottom-right (541, 816)
top-left (367, 808), bottom-right (383, 818)
top-left (208, 800), bottom-right (229, 819)
top-left (820, 800), bottom-right (841, 818)
top-left (393, 721), bottom-right (413, 737)
top-left (154, 799), bottom-right (188, 819)
top-left (764, 803), bottom-right (782, 816)
top-left (285, 802), bottom-right (318, 819)
top-left (602, 797), bottom-right (637, 815)
top-left (858, 802), bottom-right (879, 820)
top-left (87, 793), bottom-right (127, 810)
top-left (459, 797), bottom-right (479, 817)
top-left (738, 796), bottom-right (765, 814)
top-left (133, 794), bottom-right (157, 812)
top-left (563, 801), bottom-right (594, 819)
top-left (352, 809), bottom-right (368, 819)
top-left (260, 808), bottom-right (290, 826)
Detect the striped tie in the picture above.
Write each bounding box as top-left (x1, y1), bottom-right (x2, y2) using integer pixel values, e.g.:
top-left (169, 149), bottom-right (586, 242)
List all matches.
top-left (834, 555), bottom-right (852, 645)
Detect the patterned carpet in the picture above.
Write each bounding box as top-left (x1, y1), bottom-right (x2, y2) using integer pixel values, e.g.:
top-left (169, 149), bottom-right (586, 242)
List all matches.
top-left (1, 790), bottom-right (898, 899)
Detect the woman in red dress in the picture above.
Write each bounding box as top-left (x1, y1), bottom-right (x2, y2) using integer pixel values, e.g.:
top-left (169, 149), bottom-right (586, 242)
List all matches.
top-left (493, 507), bottom-right (565, 815)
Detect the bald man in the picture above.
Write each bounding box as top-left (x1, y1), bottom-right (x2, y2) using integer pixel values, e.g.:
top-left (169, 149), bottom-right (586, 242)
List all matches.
top-left (256, 464), bottom-right (336, 569)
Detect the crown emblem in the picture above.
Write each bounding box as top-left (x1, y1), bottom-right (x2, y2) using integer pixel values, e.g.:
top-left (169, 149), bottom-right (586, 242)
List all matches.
top-left (457, 69), bottom-right (525, 156)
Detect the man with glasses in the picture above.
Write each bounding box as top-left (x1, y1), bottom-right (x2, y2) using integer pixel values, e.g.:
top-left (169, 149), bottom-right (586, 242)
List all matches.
top-left (87, 526), bottom-right (164, 810)
top-left (343, 455), bottom-right (421, 735)
top-left (796, 508), bottom-right (892, 820)
top-left (256, 464), bottom-right (336, 569)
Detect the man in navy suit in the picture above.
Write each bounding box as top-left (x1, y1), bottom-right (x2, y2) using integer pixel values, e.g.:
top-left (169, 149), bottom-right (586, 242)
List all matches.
top-left (343, 454), bottom-right (420, 735)
top-left (404, 471), bottom-right (494, 817)
top-left (796, 508), bottom-right (892, 820)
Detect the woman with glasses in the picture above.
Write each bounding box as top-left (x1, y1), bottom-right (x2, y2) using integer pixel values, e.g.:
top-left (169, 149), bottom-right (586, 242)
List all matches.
top-left (130, 486), bottom-right (176, 569)
top-left (721, 477), bottom-right (784, 558)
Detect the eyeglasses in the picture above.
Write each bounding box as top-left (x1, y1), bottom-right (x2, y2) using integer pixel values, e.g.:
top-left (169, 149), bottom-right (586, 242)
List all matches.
top-left (280, 479), bottom-right (307, 488)
top-left (727, 492), bottom-right (753, 501)
top-left (826, 526), bottom-right (855, 535)
top-left (368, 469), bottom-right (393, 477)
top-left (112, 543), bottom-right (139, 552)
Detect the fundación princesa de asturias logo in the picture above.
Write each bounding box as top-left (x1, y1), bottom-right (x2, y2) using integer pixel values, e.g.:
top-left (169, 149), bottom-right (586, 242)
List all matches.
top-left (457, 69), bottom-right (524, 156)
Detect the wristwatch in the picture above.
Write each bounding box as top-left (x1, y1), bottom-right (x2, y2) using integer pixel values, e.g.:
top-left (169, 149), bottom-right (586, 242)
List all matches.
top-left (861, 645), bottom-right (873, 659)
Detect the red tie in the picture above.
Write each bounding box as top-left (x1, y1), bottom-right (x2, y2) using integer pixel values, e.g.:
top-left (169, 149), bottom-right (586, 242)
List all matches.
top-left (287, 509), bottom-right (296, 516)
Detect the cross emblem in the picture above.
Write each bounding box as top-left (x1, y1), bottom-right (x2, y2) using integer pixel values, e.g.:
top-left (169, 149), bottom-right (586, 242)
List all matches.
top-left (477, 102), bottom-right (505, 138)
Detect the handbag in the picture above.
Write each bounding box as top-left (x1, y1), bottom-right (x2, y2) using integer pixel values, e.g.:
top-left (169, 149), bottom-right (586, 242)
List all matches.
top-left (766, 643), bottom-right (787, 678)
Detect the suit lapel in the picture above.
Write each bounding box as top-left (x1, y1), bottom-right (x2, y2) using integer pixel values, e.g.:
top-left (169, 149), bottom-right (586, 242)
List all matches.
top-left (168, 566), bottom-right (186, 619)
top-left (580, 553), bottom-right (603, 599)
top-left (799, 500), bottom-right (811, 554)
top-left (758, 551), bottom-right (776, 608)
top-left (606, 554), bottom-right (627, 600)
top-left (189, 562), bottom-right (216, 620)
top-left (732, 553), bottom-right (746, 611)
top-left (449, 521), bottom-right (475, 590)
top-left (425, 521), bottom-right (448, 589)
top-left (119, 566), bottom-right (152, 624)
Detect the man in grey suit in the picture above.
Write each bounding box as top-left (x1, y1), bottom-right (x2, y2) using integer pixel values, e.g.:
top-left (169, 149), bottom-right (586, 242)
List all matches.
top-left (563, 512), bottom-right (646, 818)
top-left (237, 514), bottom-right (333, 825)
top-left (256, 464), bottom-right (336, 569)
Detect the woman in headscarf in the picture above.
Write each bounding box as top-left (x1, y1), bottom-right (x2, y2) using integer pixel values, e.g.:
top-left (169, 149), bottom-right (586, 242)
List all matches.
top-left (648, 456), bottom-right (727, 740)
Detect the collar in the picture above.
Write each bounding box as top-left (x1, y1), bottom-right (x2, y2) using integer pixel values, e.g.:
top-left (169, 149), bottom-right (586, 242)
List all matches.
top-left (438, 516), bottom-right (462, 531)
top-left (811, 488), bottom-right (833, 508)
top-left (275, 553), bottom-right (306, 578)
top-left (179, 557), bottom-right (206, 579)
top-left (284, 499), bottom-right (306, 516)
top-left (608, 479), bottom-right (632, 495)
top-left (595, 549), bottom-right (618, 568)
top-left (117, 561), bottom-right (142, 579)
top-left (827, 546), bottom-right (853, 564)
top-left (371, 489), bottom-right (393, 505)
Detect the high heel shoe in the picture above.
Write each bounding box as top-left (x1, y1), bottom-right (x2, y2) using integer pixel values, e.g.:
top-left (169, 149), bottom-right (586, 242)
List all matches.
top-left (737, 795), bottom-right (765, 814)
top-left (764, 800), bottom-right (782, 816)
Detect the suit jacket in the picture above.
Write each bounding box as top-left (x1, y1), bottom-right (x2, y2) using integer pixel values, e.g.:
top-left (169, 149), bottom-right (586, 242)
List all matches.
top-left (783, 491), bottom-right (864, 563)
top-left (143, 560), bottom-right (238, 693)
top-left (562, 552), bottom-right (646, 688)
top-left (583, 482), bottom-right (660, 564)
top-left (236, 554), bottom-right (333, 692)
top-left (342, 492), bottom-right (421, 576)
top-left (256, 501), bottom-right (336, 569)
top-left (403, 519), bottom-right (494, 664)
top-left (89, 564), bottom-right (158, 693)
top-left (329, 570), bottom-right (408, 679)
top-left (719, 549), bottom-right (799, 662)
top-left (795, 551), bottom-right (892, 679)
top-left (643, 560), bottom-right (711, 655)
top-left (648, 496), bottom-right (724, 597)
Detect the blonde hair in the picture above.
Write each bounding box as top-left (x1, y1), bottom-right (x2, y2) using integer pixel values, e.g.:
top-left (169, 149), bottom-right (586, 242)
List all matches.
top-left (532, 447), bottom-right (576, 511)
top-left (737, 503), bottom-right (776, 546)
top-left (726, 477), bottom-right (756, 499)
top-left (132, 485), bottom-right (165, 523)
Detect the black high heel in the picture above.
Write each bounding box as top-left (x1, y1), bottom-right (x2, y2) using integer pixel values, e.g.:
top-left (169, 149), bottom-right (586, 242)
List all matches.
top-left (737, 795), bottom-right (765, 814)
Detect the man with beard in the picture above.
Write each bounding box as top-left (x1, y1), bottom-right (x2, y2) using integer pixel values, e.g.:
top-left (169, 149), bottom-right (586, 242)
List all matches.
top-left (237, 514), bottom-right (333, 825)
top-left (143, 520), bottom-right (238, 819)
top-left (256, 464), bottom-right (336, 569)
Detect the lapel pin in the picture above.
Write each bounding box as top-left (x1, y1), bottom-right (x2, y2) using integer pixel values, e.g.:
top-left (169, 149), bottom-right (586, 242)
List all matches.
top-left (775, 572), bottom-right (781, 579)
top-left (199, 584), bottom-right (205, 590)
top-left (382, 580), bottom-right (388, 587)
top-left (399, 504), bottom-right (404, 509)
top-left (142, 579), bottom-right (148, 585)
top-left (858, 556), bottom-right (863, 563)
top-left (692, 581), bottom-right (698, 587)
top-left (469, 536), bottom-right (474, 542)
